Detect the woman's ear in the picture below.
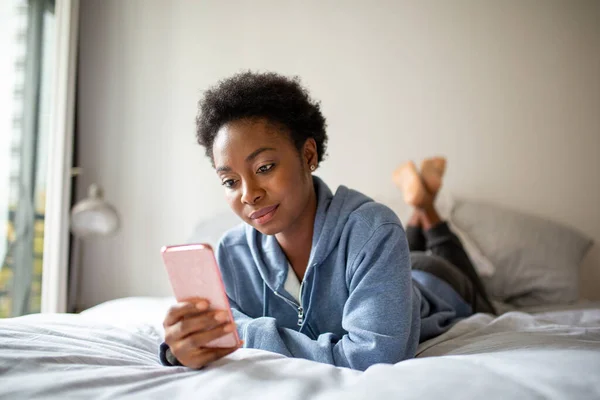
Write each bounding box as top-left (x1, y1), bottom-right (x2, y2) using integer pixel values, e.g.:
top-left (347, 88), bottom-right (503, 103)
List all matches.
top-left (303, 138), bottom-right (318, 170)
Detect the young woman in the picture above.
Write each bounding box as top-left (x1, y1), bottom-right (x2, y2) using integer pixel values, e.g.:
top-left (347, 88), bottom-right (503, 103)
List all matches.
top-left (159, 72), bottom-right (495, 371)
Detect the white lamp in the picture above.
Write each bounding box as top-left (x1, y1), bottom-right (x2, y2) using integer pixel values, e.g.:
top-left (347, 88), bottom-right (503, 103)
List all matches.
top-left (68, 183), bottom-right (120, 312)
top-left (70, 184), bottom-right (119, 237)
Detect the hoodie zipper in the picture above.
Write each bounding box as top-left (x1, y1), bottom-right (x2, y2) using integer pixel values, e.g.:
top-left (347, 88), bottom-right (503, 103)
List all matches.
top-left (274, 262), bottom-right (317, 327)
top-left (297, 280), bottom-right (305, 326)
top-left (273, 289), bottom-right (304, 326)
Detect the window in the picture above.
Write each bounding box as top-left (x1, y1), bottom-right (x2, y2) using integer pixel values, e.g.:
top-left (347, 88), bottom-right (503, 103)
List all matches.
top-left (1, 0), bottom-right (55, 318)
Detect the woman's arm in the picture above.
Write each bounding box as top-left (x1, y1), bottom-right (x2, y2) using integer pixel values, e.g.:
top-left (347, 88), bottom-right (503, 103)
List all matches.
top-left (224, 223), bottom-right (421, 371)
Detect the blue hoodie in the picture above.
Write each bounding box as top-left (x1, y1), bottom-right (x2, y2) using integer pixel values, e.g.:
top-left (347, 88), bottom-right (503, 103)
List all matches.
top-left (160, 176), bottom-right (471, 371)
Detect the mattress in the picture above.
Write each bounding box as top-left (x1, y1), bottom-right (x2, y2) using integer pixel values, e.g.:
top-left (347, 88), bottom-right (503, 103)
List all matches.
top-left (1, 297), bottom-right (599, 399)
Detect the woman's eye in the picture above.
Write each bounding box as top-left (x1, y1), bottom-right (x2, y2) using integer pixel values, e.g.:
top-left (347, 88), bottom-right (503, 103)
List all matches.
top-left (257, 163), bottom-right (275, 173)
top-left (222, 179), bottom-right (237, 188)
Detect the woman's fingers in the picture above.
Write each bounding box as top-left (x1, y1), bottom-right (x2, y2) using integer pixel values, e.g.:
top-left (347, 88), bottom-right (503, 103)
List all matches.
top-left (174, 310), bottom-right (231, 340)
top-left (179, 322), bottom-right (237, 351)
top-left (186, 345), bottom-right (241, 369)
top-left (163, 299), bottom-right (209, 327)
top-left (162, 299), bottom-right (240, 369)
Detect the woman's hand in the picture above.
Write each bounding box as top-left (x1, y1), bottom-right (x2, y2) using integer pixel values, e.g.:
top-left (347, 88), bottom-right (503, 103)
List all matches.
top-left (163, 298), bottom-right (242, 369)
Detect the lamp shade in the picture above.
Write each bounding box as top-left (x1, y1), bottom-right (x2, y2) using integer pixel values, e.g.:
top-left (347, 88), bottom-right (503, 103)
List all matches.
top-left (70, 184), bottom-right (119, 237)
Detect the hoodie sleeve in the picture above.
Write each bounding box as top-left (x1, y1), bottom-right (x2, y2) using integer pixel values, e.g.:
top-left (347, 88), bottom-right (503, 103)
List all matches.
top-left (227, 223), bottom-right (421, 371)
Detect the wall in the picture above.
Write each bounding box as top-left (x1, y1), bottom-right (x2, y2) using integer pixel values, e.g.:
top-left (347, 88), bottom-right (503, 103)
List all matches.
top-left (77, 0), bottom-right (600, 308)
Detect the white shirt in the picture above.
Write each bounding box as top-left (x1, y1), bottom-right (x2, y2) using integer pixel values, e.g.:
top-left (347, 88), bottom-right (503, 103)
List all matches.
top-left (284, 264), bottom-right (302, 303)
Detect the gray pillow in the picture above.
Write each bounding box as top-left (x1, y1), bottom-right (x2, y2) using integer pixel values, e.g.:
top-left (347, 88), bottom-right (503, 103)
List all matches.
top-left (451, 199), bottom-right (593, 307)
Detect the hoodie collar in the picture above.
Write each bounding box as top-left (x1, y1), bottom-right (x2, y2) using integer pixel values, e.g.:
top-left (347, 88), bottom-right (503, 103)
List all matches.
top-left (244, 175), bottom-right (370, 292)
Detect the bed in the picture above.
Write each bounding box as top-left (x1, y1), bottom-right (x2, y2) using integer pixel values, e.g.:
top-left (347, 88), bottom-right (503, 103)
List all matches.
top-left (1, 296), bottom-right (599, 399)
top-left (2, 197), bottom-right (598, 399)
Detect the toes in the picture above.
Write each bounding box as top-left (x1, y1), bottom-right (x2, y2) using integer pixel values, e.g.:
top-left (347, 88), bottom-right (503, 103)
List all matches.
top-left (420, 157), bottom-right (447, 195)
top-left (393, 161), bottom-right (427, 207)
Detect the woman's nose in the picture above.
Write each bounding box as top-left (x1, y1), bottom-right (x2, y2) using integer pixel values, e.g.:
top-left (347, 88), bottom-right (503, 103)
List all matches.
top-left (241, 180), bottom-right (263, 205)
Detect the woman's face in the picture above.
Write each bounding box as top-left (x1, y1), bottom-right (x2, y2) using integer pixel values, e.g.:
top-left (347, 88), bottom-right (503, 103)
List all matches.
top-left (212, 118), bottom-right (317, 236)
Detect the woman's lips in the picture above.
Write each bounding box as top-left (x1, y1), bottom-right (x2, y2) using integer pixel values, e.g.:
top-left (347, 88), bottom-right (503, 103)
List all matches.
top-left (249, 204), bottom-right (279, 225)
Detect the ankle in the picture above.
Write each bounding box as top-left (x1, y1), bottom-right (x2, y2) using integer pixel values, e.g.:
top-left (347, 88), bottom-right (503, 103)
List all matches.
top-left (414, 193), bottom-right (435, 210)
top-left (419, 205), bottom-right (442, 230)
top-left (407, 211), bottom-right (422, 227)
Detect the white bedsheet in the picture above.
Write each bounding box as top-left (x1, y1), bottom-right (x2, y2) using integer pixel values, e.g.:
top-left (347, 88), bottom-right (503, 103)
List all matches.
top-left (1, 299), bottom-right (599, 399)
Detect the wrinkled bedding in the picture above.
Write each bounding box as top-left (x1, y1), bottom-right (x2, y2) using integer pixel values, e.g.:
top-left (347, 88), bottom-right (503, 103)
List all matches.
top-left (1, 298), bottom-right (599, 399)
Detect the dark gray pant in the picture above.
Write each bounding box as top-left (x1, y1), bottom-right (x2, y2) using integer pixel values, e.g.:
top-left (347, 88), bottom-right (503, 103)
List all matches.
top-left (408, 222), bottom-right (496, 314)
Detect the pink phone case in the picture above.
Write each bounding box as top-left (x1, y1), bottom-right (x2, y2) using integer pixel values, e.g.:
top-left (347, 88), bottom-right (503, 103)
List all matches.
top-left (161, 243), bottom-right (239, 348)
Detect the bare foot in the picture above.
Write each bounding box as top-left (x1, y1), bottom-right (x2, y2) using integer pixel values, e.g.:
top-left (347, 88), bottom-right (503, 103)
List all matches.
top-left (392, 161), bottom-right (429, 207)
top-left (420, 157), bottom-right (446, 196)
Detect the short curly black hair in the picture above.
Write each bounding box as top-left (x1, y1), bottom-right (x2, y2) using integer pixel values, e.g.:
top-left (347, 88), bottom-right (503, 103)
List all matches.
top-left (196, 71), bottom-right (328, 165)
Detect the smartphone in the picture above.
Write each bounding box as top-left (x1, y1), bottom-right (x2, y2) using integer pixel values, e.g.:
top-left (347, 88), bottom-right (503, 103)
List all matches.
top-left (161, 243), bottom-right (239, 348)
